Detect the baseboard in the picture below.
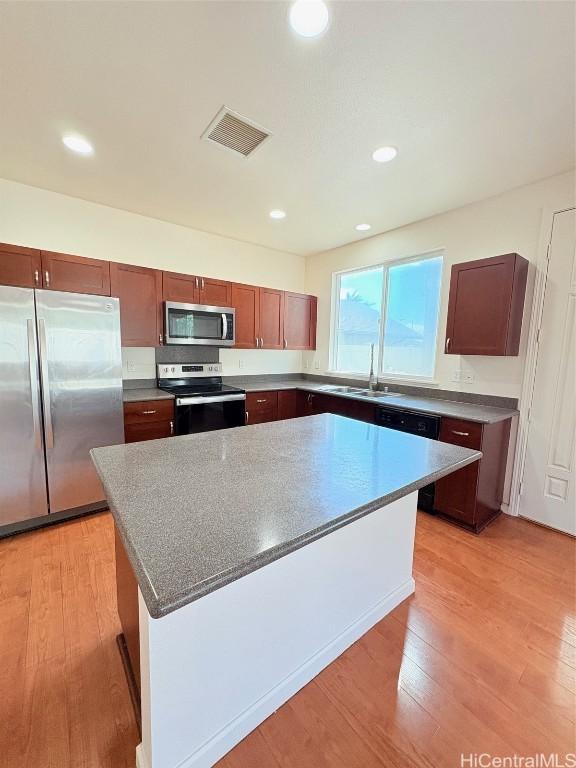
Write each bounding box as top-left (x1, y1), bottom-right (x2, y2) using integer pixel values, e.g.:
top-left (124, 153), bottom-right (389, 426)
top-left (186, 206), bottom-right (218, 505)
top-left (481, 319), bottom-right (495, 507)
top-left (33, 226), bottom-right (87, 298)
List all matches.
top-left (165, 576), bottom-right (415, 768)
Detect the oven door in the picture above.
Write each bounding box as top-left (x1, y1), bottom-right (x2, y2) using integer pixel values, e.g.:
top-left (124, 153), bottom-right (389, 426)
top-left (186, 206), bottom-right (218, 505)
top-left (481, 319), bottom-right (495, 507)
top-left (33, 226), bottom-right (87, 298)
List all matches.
top-left (164, 302), bottom-right (235, 346)
top-left (175, 394), bottom-right (246, 434)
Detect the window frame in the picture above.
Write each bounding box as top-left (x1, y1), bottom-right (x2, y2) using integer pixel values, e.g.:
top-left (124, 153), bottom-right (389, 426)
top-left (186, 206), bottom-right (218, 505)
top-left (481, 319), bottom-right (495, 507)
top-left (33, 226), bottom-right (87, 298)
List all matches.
top-left (329, 249), bottom-right (444, 384)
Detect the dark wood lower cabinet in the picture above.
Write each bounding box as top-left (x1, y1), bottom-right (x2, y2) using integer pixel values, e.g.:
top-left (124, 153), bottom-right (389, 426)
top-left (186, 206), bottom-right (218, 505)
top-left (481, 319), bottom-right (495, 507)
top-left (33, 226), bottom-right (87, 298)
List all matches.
top-left (123, 399), bottom-right (174, 443)
top-left (434, 416), bottom-right (511, 533)
top-left (277, 390), bottom-right (299, 420)
top-left (245, 391), bottom-right (278, 424)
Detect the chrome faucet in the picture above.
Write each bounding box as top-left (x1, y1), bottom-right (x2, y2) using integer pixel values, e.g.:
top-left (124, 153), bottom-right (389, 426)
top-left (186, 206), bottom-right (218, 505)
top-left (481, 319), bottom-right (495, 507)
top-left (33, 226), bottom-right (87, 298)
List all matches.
top-left (368, 343), bottom-right (378, 391)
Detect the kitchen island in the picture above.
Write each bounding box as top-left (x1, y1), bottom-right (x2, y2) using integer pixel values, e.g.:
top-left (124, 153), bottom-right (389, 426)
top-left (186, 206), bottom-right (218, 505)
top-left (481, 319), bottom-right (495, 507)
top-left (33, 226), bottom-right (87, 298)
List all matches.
top-left (91, 414), bottom-right (481, 768)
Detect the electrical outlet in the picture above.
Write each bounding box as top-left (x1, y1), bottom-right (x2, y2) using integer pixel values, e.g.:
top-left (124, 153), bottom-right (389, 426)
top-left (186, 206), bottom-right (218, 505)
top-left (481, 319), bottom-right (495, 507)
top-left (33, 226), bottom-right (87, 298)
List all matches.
top-left (452, 370), bottom-right (462, 382)
top-left (238, 359), bottom-right (244, 369)
top-left (314, 360), bottom-right (320, 370)
top-left (127, 362), bottom-right (138, 373)
top-left (462, 372), bottom-right (474, 383)
top-left (303, 360), bottom-right (308, 369)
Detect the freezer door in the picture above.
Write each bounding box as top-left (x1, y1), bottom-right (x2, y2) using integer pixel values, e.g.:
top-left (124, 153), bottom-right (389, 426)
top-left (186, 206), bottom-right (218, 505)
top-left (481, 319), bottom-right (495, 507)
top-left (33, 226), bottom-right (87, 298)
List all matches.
top-left (35, 290), bottom-right (124, 514)
top-left (0, 287), bottom-right (49, 525)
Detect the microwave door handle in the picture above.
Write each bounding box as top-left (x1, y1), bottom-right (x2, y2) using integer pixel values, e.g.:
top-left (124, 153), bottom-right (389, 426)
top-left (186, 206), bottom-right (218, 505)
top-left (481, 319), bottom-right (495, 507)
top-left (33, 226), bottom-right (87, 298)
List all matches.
top-left (221, 313), bottom-right (227, 340)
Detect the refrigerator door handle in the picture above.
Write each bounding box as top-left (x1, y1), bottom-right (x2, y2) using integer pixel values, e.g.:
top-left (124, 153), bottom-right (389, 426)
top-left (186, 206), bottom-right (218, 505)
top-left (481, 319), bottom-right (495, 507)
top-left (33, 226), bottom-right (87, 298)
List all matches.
top-left (38, 318), bottom-right (54, 449)
top-left (27, 319), bottom-right (42, 450)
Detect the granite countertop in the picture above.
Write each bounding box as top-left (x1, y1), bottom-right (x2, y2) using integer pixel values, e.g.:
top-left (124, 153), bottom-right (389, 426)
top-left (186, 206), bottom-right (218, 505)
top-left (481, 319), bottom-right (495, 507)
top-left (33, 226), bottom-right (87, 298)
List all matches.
top-left (241, 379), bottom-right (517, 424)
top-left (123, 388), bottom-right (174, 403)
top-left (91, 414), bottom-right (481, 618)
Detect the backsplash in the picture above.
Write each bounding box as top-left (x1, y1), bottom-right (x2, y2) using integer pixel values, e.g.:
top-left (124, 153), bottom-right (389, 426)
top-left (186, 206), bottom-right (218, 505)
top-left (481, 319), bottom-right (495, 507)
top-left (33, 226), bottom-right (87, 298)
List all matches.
top-left (121, 347), bottom-right (156, 380)
top-left (155, 346), bottom-right (219, 364)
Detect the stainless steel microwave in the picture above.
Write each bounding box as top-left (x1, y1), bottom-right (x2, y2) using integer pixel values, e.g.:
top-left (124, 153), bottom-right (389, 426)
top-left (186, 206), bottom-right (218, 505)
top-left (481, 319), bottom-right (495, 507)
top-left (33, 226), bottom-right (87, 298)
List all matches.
top-left (164, 302), bottom-right (235, 346)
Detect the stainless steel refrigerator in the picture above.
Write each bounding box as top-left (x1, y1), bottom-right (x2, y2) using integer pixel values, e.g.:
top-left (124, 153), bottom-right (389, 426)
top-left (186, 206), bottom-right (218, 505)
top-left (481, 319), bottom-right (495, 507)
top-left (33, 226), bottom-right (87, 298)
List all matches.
top-left (0, 286), bottom-right (124, 530)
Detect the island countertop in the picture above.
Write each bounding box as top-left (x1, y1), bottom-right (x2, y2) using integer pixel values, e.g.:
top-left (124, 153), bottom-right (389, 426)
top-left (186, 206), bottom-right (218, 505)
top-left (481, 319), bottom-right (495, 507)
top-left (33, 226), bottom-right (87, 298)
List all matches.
top-left (91, 414), bottom-right (481, 618)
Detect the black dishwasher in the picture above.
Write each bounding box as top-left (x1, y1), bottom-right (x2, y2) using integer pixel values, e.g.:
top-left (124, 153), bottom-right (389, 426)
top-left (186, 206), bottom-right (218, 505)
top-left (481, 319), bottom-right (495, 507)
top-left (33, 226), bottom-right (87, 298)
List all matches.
top-left (375, 407), bottom-right (440, 512)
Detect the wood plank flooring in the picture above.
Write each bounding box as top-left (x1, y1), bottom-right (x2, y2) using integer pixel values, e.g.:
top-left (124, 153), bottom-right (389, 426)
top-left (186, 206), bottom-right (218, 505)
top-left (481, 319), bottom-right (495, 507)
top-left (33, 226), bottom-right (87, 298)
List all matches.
top-left (0, 511), bottom-right (574, 767)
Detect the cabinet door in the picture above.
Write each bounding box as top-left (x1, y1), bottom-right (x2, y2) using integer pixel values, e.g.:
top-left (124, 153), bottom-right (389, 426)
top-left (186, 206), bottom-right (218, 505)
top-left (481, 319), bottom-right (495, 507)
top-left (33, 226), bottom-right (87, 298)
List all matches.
top-left (277, 390), bottom-right (299, 420)
top-left (230, 283), bottom-right (259, 349)
top-left (41, 250), bottom-right (111, 295)
top-left (245, 392), bottom-right (278, 424)
top-left (0, 242), bottom-right (41, 288)
top-left (111, 263), bottom-right (163, 347)
top-left (445, 253), bottom-right (527, 356)
top-left (198, 277), bottom-right (231, 307)
top-left (259, 287), bottom-right (284, 349)
top-left (162, 271), bottom-right (199, 304)
top-left (283, 292), bottom-right (317, 350)
top-left (124, 421), bottom-right (173, 443)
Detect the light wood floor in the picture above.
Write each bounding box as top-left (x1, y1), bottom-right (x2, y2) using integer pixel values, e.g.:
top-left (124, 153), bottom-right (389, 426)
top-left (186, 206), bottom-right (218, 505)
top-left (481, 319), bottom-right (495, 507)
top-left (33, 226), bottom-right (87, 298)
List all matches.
top-left (1, 511), bottom-right (574, 767)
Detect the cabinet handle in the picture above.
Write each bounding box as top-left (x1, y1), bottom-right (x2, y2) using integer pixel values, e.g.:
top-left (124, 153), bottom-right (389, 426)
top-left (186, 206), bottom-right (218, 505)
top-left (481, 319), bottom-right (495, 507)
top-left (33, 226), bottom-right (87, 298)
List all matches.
top-left (195, 276), bottom-right (199, 289)
top-left (256, 399), bottom-right (267, 404)
top-left (283, 339), bottom-right (287, 349)
top-left (141, 410), bottom-right (157, 415)
top-left (159, 333), bottom-right (163, 344)
top-left (245, 410), bottom-right (249, 424)
top-left (260, 337), bottom-right (264, 347)
top-left (170, 420), bottom-right (174, 435)
top-left (446, 337), bottom-right (451, 352)
top-left (255, 337), bottom-right (259, 348)
top-left (201, 278), bottom-right (205, 290)
top-left (45, 270), bottom-right (50, 288)
top-left (34, 270), bottom-right (40, 286)
top-left (452, 430), bottom-right (470, 437)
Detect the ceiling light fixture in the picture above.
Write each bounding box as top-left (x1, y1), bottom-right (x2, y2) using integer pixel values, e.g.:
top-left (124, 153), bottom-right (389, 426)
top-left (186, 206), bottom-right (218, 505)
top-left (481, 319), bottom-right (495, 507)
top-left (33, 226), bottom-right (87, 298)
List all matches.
top-left (270, 209), bottom-right (287, 220)
top-left (289, 0), bottom-right (329, 38)
top-left (62, 134), bottom-right (94, 155)
top-left (372, 146), bottom-right (397, 163)
top-left (355, 224), bottom-right (371, 232)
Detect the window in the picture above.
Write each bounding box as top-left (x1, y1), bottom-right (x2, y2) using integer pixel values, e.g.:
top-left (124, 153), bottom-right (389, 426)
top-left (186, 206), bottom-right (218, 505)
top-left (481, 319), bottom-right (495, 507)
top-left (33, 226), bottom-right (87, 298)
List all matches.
top-left (331, 252), bottom-right (443, 380)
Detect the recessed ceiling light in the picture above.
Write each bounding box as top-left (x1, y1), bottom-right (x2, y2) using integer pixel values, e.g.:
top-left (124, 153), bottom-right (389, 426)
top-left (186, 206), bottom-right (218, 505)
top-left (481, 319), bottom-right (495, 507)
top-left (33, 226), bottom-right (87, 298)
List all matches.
top-left (270, 209), bottom-right (287, 220)
top-left (355, 223), bottom-right (371, 232)
top-left (62, 134), bottom-right (94, 155)
top-left (289, 0), bottom-right (329, 38)
top-left (372, 146), bottom-right (397, 163)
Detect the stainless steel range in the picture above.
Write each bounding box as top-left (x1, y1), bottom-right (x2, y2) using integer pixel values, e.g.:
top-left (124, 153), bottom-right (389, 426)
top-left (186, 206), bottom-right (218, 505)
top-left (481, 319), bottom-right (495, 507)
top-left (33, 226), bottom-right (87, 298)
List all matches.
top-left (157, 363), bottom-right (245, 435)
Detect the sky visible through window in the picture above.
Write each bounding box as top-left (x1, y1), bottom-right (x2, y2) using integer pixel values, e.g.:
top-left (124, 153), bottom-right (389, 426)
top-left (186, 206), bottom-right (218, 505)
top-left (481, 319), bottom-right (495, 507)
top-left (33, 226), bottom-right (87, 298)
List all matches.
top-left (334, 255), bottom-right (442, 378)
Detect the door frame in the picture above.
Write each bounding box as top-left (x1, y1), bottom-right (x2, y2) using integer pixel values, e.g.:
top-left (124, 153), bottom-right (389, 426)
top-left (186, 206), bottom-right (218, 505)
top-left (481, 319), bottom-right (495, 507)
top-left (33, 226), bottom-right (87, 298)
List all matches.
top-left (509, 205), bottom-right (576, 518)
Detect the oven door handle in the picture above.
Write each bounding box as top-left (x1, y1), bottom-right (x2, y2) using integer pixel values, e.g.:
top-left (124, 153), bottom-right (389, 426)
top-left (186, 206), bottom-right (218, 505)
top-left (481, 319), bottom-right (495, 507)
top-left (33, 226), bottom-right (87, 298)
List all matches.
top-left (176, 394), bottom-right (246, 406)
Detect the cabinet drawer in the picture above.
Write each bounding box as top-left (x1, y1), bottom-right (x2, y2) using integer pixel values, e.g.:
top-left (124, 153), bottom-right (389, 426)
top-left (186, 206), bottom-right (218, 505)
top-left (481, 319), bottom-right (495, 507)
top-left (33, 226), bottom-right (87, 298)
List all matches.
top-left (439, 417), bottom-right (482, 450)
top-left (124, 399), bottom-right (174, 425)
top-left (125, 421), bottom-right (173, 444)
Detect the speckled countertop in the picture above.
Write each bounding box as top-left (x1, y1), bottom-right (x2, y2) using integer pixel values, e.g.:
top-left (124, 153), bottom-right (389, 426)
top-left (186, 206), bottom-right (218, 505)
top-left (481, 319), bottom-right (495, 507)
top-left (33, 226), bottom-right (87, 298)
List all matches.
top-left (122, 388), bottom-right (174, 403)
top-left (241, 379), bottom-right (517, 424)
top-left (91, 414), bottom-right (481, 618)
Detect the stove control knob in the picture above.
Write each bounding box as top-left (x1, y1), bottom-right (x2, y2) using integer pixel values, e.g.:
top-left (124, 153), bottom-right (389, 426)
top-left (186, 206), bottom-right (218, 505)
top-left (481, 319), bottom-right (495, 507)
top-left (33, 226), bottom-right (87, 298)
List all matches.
top-left (171, 366), bottom-right (175, 373)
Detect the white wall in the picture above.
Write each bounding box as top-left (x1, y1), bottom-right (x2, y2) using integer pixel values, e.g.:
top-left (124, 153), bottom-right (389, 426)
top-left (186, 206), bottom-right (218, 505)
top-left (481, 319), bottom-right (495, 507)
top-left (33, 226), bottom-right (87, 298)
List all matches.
top-left (304, 171), bottom-right (575, 398)
top-left (0, 178), bottom-right (306, 377)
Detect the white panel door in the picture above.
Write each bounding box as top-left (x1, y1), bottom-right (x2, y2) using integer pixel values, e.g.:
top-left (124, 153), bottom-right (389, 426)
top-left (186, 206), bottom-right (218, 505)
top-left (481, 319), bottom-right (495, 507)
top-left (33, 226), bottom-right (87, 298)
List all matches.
top-left (520, 208), bottom-right (575, 534)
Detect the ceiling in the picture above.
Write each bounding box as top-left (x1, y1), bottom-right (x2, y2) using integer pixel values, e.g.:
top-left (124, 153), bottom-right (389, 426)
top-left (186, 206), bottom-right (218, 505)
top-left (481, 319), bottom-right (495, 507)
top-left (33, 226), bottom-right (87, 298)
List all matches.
top-left (0, 1), bottom-right (574, 256)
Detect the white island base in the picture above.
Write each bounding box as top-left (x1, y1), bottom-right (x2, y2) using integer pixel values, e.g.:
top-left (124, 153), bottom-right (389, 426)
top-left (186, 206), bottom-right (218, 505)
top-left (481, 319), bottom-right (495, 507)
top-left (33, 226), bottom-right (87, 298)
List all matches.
top-left (136, 492), bottom-right (417, 768)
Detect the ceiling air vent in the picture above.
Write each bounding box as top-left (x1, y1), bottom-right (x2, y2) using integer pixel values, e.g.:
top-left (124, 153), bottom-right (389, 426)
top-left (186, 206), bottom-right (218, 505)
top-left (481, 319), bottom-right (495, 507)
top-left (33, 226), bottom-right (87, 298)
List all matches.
top-left (202, 107), bottom-right (271, 158)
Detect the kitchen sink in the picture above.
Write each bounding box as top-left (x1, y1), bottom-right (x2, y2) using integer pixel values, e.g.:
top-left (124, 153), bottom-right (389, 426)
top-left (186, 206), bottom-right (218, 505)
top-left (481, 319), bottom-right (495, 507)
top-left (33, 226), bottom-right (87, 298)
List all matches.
top-left (315, 385), bottom-right (403, 398)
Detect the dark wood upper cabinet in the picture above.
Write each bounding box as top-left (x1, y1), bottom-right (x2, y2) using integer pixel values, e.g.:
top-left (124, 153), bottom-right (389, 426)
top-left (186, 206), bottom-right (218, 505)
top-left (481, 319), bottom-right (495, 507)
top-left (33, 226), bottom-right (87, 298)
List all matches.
top-left (230, 283), bottom-right (260, 349)
top-left (198, 277), bottom-right (231, 307)
top-left (110, 262), bottom-right (163, 347)
top-left (445, 253), bottom-right (528, 356)
top-left (162, 271), bottom-right (198, 304)
top-left (283, 292), bottom-right (317, 350)
top-left (162, 272), bottom-right (231, 308)
top-left (0, 242), bottom-right (42, 288)
top-left (40, 250), bottom-right (111, 296)
top-left (259, 287), bottom-right (284, 350)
